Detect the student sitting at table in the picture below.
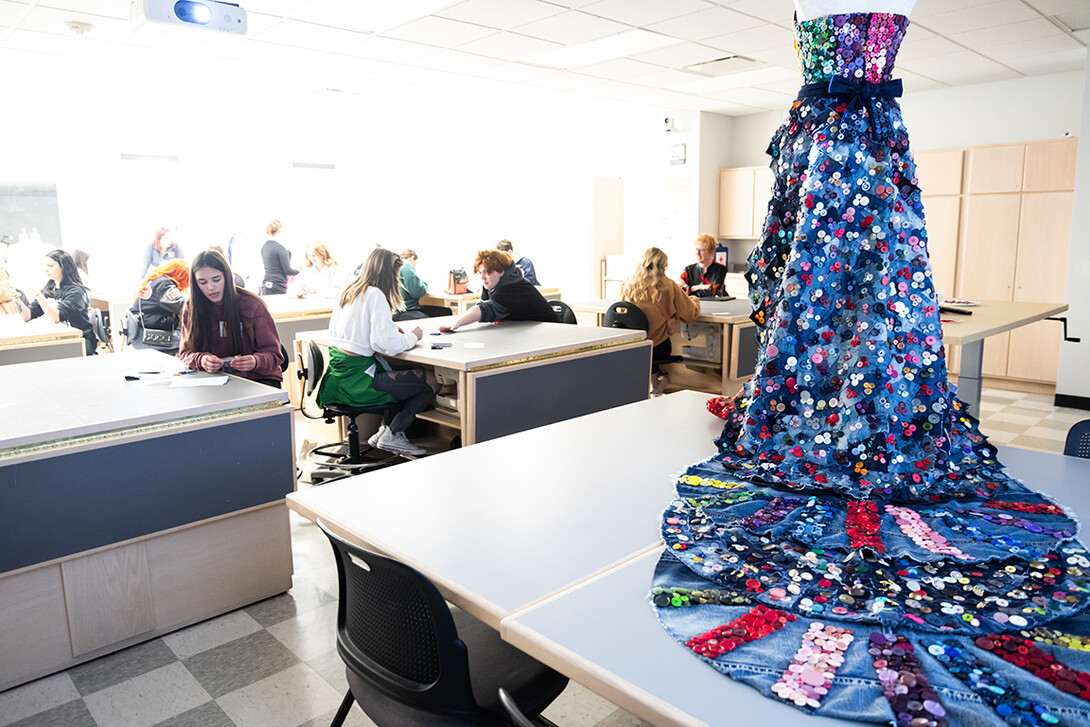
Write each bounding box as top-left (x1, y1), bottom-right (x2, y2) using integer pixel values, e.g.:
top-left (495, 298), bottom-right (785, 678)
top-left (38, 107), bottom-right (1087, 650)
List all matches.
top-left (178, 249), bottom-right (284, 388)
top-left (13, 249), bottom-right (97, 355)
top-left (439, 249), bottom-right (555, 331)
top-left (128, 259), bottom-right (189, 353)
top-left (496, 239), bottom-right (539, 285)
top-left (320, 247), bottom-right (439, 457)
top-left (679, 234), bottom-right (727, 298)
top-left (290, 242), bottom-right (348, 299)
top-left (621, 247), bottom-right (700, 396)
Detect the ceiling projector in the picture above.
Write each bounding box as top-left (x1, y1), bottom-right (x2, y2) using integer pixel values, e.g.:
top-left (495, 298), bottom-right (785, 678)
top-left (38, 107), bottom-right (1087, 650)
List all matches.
top-left (130, 0), bottom-right (248, 34)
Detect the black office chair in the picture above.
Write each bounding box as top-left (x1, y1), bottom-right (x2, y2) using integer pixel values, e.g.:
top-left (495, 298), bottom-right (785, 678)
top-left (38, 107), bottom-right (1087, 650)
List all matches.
top-left (1064, 419), bottom-right (1090, 459)
top-left (297, 341), bottom-right (400, 482)
top-left (318, 520), bottom-right (569, 727)
top-left (89, 308), bottom-right (112, 353)
top-left (279, 343), bottom-right (290, 372)
top-left (603, 301), bottom-right (684, 368)
top-left (549, 301), bottom-right (577, 325)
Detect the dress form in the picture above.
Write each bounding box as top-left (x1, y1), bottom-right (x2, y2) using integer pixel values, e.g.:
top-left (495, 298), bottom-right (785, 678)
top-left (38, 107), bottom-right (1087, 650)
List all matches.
top-left (793, 0), bottom-right (915, 20)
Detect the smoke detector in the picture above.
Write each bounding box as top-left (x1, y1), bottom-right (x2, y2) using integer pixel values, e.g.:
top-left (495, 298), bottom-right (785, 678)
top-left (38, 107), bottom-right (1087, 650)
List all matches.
top-left (66, 20), bottom-right (94, 35)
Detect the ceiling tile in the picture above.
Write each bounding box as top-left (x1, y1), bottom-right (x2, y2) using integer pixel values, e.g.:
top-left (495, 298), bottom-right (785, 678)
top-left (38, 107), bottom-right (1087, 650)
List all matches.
top-left (382, 16), bottom-right (496, 47)
top-left (755, 77), bottom-right (806, 95)
top-left (232, 0), bottom-right (304, 18)
top-left (513, 10), bottom-right (627, 45)
top-left (987, 33), bottom-right (1082, 60)
top-left (629, 41), bottom-right (726, 68)
top-left (0, 47), bottom-right (84, 73)
top-left (123, 21), bottom-right (244, 52)
top-left (703, 23), bottom-right (792, 55)
top-left (579, 0), bottom-right (711, 28)
top-left (0, 1), bottom-right (27, 27)
top-left (4, 27), bottom-right (111, 58)
top-left (217, 38), bottom-right (329, 69)
top-left (20, 4), bottom-right (131, 41)
top-left (627, 67), bottom-right (706, 89)
top-left (436, 0), bottom-right (564, 30)
top-left (339, 36), bottom-right (437, 63)
top-left (1055, 7), bottom-right (1090, 32)
top-left (457, 30), bottom-right (560, 60)
top-left (718, 0), bottom-right (794, 25)
top-left (575, 57), bottom-right (663, 81)
top-left (368, 63), bottom-right (455, 86)
top-left (950, 17), bottom-right (1066, 50)
top-left (645, 6), bottom-right (763, 42)
top-left (527, 70), bottom-right (602, 90)
top-left (915, 0), bottom-right (1038, 36)
top-left (897, 69), bottom-right (947, 93)
top-left (673, 64), bottom-right (794, 94)
top-left (311, 53), bottom-right (394, 78)
top-left (1030, 0), bottom-right (1090, 14)
top-left (251, 19), bottom-right (366, 50)
top-left (471, 61), bottom-right (562, 82)
top-left (1004, 47), bottom-right (1085, 74)
top-left (410, 48), bottom-right (503, 73)
top-left (903, 49), bottom-right (1019, 84)
top-left (896, 36), bottom-right (963, 63)
top-left (35, 0), bottom-right (130, 19)
top-left (1076, 29), bottom-right (1090, 44)
top-left (702, 100), bottom-right (768, 117)
top-left (707, 85), bottom-right (793, 110)
top-left (745, 45), bottom-right (800, 68)
top-left (912, 0), bottom-right (994, 19)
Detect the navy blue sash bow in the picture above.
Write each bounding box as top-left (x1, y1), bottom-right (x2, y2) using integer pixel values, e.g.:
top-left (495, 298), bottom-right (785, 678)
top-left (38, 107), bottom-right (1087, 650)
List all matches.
top-left (797, 75), bottom-right (903, 138)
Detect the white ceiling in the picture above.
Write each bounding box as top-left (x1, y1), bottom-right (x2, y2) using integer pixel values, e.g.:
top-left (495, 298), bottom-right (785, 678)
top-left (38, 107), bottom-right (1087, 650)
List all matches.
top-left (0, 0), bottom-right (1087, 118)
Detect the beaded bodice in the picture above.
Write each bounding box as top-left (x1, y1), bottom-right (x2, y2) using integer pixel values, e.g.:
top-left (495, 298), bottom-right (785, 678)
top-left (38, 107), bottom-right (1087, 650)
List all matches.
top-left (795, 13), bottom-right (909, 84)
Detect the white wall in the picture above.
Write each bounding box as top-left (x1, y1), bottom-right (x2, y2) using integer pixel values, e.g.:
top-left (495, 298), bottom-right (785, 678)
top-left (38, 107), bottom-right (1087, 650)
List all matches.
top-left (697, 111), bottom-right (735, 241)
top-left (1056, 54), bottom-right (1090, 402)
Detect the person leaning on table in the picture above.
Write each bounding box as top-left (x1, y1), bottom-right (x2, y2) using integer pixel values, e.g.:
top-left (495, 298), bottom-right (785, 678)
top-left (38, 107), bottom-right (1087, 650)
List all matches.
top-left (679, 234), bottom-right (727, 298)
top-left (439, 249), bottom-right (555, 331)
top-left (13, 249), bottom-right (98, 356)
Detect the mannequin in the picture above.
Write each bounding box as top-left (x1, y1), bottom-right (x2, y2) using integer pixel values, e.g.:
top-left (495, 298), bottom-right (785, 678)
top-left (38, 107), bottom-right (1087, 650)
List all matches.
top-left (793, 0), bottom-right (915, 20)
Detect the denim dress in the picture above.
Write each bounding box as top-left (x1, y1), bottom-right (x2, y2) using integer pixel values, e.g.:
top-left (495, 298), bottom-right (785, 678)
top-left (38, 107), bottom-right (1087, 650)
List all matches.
top-left (652, 13), bottom-right (1090, 726)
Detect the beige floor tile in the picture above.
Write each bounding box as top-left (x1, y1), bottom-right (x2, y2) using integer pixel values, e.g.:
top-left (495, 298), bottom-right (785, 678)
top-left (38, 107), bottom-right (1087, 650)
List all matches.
top-left (266, 602), bottom-right (338, 662)
top-left (0, 673), bottom-right (80, 727)
top-left (982, 429), bottom-right (1019, 444)
top-left (82, 663), bottom-right (211, 727)
top-left (981, 412), bottom-right (1043, 428)
top-left (162, 610), bottom-right (265, 660)
top-left (978, 421), bottom-right (1031, 437)
top-left (1005, 435), bottom-right (1064, 455)
top-left (1021, 427), bottom-right (1069, 443)
top-left (543, 681), bottom-right (621, 727)
top-left (217, 663), bottom-right (342, 727)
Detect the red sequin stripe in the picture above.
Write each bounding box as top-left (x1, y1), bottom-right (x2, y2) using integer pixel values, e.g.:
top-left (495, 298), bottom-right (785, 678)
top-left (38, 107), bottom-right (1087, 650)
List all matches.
top-left (847, 500), bottom-right (885, 553)
top-left (685, 605), bottom-right (797, 657)
top-left (975, 633), bottom-right (1090, 701)
top-left (982, 500), bottom-right (1065, 516)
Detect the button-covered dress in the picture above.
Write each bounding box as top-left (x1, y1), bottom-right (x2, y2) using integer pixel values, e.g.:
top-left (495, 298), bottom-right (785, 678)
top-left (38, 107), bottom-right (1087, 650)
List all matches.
top-left (652, 13), bottom-right (1090, 726)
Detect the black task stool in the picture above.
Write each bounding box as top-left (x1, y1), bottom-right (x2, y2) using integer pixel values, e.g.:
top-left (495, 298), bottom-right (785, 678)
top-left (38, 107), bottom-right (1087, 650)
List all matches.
top-left (604, 301), bottom-right (683, 368)
top-left (550, 300), bottom-right (577, 324)
top-left (89, 308), bottom-right (112, 353)
top-left (318, 521), bottom-right (569, 727)
top-left (297, 341), bottom-right (400, 483)
top-left (1064, 419), bottom-right (1090, 459)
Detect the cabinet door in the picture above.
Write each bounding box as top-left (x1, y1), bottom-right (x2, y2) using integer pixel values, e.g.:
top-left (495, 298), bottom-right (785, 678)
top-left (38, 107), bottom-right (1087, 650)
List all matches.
top-left (922, 196), bottom-right (960, 300)
top-left (1023, 138), bottom-right (1078, 192)
top-left (957, 194), bottom-right (1021, 376)
top-left (914, 148), bottom-right (964, 196)
top-left (966, 145), bottom-right (1025, 194)
top-left (719, 168), bottom-right (756, 238)
top-left (63, 542), bottom-right (155, 656)
top-left (752, 166), bottom-right (774, 236)
top-left (0, 566), bottom-right (72, 689)
top-left (1006, 192), bottom-right (1073, 382)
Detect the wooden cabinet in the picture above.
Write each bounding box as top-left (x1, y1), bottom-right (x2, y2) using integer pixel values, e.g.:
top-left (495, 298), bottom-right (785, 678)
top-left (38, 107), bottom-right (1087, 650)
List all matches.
top-left (966, 144), bottom-right (1025, 194)
top-left (1023, 138), bottom-right (1078, 191)
top-left (718, 166), bottom-right (773, 239)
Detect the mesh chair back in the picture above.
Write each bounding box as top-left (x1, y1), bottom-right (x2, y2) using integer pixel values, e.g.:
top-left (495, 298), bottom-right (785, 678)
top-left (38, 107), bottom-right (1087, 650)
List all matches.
top-left (318, 520), bottom-right (483, 718)
top-left (550, 300), bottom-right (578, 325)
top-left (604, 301), bottom-right (649, 331)
top-left (1064, 419), bottom-right (1090, 459)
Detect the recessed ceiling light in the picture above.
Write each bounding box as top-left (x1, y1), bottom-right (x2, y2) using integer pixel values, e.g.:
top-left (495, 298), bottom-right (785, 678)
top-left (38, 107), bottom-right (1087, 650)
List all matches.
top-left (527, 29), bottom-right (680, 70)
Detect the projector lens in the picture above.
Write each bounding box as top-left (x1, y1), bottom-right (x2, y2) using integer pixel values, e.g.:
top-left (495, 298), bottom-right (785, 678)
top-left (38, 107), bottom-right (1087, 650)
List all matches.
top-left (174, 1), bottom-right (212, 25)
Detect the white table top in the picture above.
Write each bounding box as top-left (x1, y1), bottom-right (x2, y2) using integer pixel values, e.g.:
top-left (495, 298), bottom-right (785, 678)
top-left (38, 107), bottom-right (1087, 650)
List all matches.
top-left (258, 294), bottom-right (336, 320)
top-left (298, 318), bottom-right (647, 373)
top-left (503, 445), bottom-right (1090, 727)
top-left (939, 300), bottom-right (1068, 346)
top-left (0, 349), bottom-right (289, 451)
top-left (286, 390), bottom-right (723, 627)
top-left (0, 315), bottom-right (83, 346)
top-left (568, 298), bottom-right (754, 325)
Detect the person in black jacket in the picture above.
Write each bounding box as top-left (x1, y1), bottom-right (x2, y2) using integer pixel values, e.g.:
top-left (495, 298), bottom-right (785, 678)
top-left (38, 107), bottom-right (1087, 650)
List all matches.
top-left (15, 249), bottom-right (97, 355)
top-left (439, 249), bottom-right (554, 331)
top-left (260, 219), bottom-right (298, 295)
top-left (127, 259), bottom-right (189, 352)
top-left (679, 234), bottom-right (727, 298)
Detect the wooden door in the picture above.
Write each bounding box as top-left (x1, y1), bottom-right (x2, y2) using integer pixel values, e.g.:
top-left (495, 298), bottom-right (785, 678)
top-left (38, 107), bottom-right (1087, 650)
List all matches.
top-left (922, 196), bottom-right (960, 300)
top-left (914, 148), bottom-right (964, 196)
top-left (957, 194), bottom-right (1021, 376)
top-left (966, 144), bottom-right (1025, 194)
top-left (1022, 138), bottom-right (1078, 192)
top-left (719, 168), bottom-right (757, 238)
top-left (1006, 192), bottom-right (1073, 381)
top-left (752, 166), bottom-right (775, 237)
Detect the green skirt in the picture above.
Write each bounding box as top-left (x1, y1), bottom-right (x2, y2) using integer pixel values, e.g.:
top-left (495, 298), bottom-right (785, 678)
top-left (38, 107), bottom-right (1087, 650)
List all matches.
top-left (316, 347), bottom-right (396, 409)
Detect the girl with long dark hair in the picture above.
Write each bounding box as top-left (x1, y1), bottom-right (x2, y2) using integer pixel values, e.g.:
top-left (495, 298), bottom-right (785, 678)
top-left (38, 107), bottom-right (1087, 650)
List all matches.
top-left (15, 249), bottom-right (97, 355)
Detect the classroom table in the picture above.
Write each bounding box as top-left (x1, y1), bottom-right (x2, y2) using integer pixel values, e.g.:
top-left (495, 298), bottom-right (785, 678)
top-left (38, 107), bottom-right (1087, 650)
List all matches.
top-left (940, 300), bottom-right (1068, 415)
top-left (286, 390), bottom-right (722, 628)
top-left (420, 287), bottom-right (561, 316)
top-left (296, 318), bottom-right (652, 446)
top-left (288, 390), bottom-right (1090, 727)
top-left (568, 298), bottom-right (757, 396)
top-left (0, 350), bottom-right (296, 691)
top-left (0, 314), bottom-right (85, 364)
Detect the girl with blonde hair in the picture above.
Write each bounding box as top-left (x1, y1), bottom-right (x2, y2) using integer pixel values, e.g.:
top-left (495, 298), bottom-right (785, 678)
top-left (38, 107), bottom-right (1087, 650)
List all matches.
top-left (620, 247), bottom-right (700, 394)
top-left (320, 248), bottom-right (439, 457)
top-left (291, 241), bottom-right (348, 298)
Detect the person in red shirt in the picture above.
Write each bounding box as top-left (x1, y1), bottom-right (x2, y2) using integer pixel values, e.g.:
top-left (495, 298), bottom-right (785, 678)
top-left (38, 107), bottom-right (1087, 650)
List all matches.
top-left (679, 234), bottom-right (727, 297)
top-left (178, 249), bottom-right (284, 388)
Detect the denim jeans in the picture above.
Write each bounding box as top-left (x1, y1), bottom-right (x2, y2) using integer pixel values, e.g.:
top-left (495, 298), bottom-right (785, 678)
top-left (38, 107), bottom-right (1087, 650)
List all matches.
top-left (372, 365), bottom-right (434, 434)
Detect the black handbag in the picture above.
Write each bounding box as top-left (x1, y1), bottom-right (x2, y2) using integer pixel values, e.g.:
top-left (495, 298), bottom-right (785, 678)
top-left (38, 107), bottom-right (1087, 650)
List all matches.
top-left (137, 297), bottom-right (179, 349)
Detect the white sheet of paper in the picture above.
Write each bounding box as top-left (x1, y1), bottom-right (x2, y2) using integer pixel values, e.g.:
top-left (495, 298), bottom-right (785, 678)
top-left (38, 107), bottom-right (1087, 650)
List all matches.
top-left (168, 375), bottom-right (230, 388)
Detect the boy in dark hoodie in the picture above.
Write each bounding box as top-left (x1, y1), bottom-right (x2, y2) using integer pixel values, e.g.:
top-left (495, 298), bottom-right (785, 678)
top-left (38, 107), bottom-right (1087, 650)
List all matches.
top-left (439, 249), bottom-right (555, 331)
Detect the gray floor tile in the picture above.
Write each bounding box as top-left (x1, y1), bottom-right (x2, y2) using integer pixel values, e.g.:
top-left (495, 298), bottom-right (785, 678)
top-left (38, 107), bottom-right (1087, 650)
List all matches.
top-left (542, 682), bottom-right (617, 727)
top-left (245, 582), bottom-right (336, 629)
top-left (267, 602), bottom-right (338, 661)
top-left (7, 699), bottom-right (96, 727)
top-left (184, 630), bottom-right (302, 699)
top-left (216, 664), bottom-right (342, 727)
top-left (152, 700), bottom-right (235, 727)
top-left (592, 709), bottom-right (655, 727)
top-left (306, 649), bottom-right (349, 694)
top-left (69, 639), bottom-right (179, 697)
top-left (300, 703), bottom-right (376, 727)
top-left (162, 610), bottom-right (265, 660)
top-left (0, 673), bottom-right (80, 726)
top-left (83, 662), bottom-right (211, 727)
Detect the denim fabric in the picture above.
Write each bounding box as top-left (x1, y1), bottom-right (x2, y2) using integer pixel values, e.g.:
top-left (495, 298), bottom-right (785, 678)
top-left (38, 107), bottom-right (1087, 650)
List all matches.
top-left (372, 366), bottom-right (435, 434)
top-left (653, 552), bottom-right (1090, 726)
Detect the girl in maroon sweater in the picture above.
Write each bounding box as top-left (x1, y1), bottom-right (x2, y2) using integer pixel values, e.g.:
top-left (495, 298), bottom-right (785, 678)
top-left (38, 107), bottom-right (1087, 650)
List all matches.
top-left (178, 249), bottom-right (284, 388)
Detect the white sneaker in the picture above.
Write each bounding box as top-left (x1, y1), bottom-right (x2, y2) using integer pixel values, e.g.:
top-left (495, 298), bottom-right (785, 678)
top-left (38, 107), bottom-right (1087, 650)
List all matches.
top-left (377, 429), bottom-right (427, 456)
top-left (367, 424), bottom-right (388, 449)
